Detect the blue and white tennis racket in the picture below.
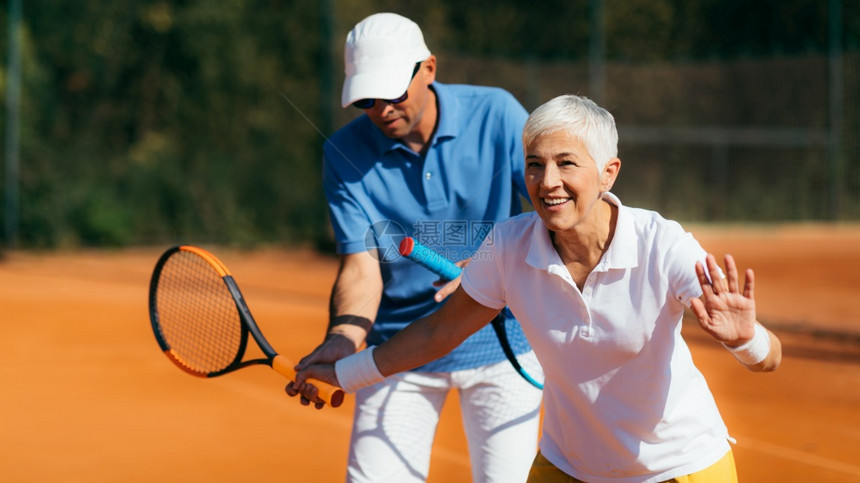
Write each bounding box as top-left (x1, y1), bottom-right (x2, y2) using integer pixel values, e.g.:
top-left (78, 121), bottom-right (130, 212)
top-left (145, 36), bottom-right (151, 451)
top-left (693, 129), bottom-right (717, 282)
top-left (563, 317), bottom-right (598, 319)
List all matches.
top-left (399, 237), bottom-right (544, 390)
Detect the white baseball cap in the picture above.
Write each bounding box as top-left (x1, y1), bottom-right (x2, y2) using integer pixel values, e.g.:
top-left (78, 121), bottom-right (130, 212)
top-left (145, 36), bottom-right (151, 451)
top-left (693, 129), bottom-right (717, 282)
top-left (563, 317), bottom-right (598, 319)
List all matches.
top-left (341, 13), bottom-right (432, 108)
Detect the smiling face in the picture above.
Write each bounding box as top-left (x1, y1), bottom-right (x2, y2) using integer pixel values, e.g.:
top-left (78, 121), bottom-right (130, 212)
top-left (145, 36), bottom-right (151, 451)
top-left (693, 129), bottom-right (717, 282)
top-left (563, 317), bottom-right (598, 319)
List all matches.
top-left (525, 130), bottom-right (620, 235)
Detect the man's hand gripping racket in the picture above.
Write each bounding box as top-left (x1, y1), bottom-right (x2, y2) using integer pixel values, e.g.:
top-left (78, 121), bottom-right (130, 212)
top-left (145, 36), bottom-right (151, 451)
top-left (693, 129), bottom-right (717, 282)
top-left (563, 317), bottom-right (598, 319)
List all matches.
top-left (148, 245), bottom-right (344, 407)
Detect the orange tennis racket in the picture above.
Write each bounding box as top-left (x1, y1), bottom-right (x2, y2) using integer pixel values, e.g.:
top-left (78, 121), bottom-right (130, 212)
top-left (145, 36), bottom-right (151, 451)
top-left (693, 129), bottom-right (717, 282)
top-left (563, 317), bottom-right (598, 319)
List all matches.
top-left (148, 245), bottom-right (344, 407)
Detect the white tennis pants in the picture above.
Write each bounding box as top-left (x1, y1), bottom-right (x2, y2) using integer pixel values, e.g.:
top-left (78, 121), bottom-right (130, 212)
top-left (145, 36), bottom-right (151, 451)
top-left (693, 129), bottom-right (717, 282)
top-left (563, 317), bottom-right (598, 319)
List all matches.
top-left (346, 359), bottom-right (543, 483)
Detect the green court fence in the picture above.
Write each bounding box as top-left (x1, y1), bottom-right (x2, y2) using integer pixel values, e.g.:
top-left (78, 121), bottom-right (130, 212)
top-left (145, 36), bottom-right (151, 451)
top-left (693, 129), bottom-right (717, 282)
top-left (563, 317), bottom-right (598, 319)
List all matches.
top-left (437, 51), bottom-right (859, 223)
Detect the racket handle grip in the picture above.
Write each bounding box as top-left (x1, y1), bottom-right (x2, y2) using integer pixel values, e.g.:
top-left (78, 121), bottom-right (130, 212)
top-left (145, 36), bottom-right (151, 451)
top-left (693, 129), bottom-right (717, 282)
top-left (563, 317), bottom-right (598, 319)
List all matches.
top-left (399, 237), bottom-right (463, 281)
top-left (272, 355), bottom-right (345, 408)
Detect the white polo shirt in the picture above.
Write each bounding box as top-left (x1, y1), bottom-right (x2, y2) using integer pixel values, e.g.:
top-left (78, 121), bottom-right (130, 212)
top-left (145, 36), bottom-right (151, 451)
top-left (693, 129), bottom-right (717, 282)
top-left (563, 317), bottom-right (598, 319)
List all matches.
top-left (461, 193), bottom-right (731, 483)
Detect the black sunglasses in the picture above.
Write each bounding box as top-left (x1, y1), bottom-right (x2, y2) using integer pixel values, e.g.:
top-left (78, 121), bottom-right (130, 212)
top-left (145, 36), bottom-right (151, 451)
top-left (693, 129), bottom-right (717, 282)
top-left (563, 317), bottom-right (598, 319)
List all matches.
top-left (352, 62), bottom-right (422, 110)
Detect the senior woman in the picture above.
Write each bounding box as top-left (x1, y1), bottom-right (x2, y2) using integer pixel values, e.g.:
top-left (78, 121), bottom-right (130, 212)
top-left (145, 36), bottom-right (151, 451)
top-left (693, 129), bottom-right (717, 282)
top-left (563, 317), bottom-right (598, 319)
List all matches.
top-left (294, 94), bottom-right (782, 483)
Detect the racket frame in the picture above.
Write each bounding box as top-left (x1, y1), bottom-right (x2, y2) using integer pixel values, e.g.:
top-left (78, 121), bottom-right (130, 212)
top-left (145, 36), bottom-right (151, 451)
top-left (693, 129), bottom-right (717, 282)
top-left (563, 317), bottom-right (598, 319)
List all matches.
top-left (398, 237), bottom-right (544, 390)
top-left (149, 245), bottom-right (344, 406)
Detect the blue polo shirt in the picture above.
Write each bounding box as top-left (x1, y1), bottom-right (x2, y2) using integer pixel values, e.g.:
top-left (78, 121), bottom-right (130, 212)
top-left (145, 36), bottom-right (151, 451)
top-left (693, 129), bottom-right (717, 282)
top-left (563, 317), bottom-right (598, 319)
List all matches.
top-left (322, 82), bottom-right (530, 372)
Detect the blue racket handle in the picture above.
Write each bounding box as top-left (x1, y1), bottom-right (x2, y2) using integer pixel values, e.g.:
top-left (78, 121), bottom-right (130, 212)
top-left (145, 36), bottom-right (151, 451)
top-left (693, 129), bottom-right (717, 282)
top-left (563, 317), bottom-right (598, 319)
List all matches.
top-left (399, 237), bottom-right (463, 281)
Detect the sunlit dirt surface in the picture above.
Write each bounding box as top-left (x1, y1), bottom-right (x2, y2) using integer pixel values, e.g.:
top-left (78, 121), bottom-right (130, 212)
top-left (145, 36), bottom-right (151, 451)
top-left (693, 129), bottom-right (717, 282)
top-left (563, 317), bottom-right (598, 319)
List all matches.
top-left (2, 224), bottom-right (859, 482)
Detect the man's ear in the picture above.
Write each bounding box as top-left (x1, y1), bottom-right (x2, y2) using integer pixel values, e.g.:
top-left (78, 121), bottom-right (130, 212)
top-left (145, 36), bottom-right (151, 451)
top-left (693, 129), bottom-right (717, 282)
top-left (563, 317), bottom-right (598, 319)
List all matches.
top-left (421, 55), bottom-right (437, 84)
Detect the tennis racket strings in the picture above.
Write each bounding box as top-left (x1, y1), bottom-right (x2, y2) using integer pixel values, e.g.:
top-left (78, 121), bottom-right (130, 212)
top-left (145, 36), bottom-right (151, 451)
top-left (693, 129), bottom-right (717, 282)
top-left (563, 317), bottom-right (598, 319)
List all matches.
top-left (154, 250), bottom-right (246, 374)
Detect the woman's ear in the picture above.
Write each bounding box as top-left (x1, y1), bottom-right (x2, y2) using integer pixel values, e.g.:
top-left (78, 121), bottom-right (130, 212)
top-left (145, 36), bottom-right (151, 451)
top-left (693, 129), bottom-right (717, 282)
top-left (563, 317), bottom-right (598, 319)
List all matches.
top-left (600, 157), bottom-right (621, 192)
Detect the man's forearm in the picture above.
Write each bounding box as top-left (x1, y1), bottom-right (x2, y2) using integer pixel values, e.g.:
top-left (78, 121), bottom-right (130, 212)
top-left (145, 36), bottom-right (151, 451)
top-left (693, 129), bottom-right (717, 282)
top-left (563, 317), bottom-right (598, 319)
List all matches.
top-left (326, 252), bottom-right (383, 348)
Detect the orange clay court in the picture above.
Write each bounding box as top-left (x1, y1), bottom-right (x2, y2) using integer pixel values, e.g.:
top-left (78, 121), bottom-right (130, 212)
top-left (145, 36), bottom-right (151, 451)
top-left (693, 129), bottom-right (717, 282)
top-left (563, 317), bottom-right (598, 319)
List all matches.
top-left (1, 224), bottom-right (859, 482)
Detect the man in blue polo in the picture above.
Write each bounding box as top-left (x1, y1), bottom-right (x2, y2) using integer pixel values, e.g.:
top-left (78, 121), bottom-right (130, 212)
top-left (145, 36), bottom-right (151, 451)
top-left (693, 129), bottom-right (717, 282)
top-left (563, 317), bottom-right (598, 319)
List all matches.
top-left (286, 12), bottom-right (542, 483)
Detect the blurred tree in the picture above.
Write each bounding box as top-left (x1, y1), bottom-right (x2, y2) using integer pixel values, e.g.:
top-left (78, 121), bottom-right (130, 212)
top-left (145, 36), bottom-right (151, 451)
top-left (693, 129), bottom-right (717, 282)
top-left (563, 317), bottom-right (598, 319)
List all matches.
top-left (0, 0), bottom-right (855, 248)
top-left (2, 0), bottom-right (330, 247)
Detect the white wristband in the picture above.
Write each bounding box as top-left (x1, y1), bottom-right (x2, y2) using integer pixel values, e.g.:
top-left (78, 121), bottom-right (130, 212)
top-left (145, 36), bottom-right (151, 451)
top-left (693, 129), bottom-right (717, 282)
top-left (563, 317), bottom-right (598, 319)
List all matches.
top-left (334, 346), bottom-right (385, 393)
top-left (722, 323), bottom-right (771, 365)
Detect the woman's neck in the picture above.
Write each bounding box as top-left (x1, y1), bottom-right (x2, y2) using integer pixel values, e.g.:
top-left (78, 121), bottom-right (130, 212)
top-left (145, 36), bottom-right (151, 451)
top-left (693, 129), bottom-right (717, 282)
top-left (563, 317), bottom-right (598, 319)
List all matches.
top-left (551, 200), bottom-right (618, 286)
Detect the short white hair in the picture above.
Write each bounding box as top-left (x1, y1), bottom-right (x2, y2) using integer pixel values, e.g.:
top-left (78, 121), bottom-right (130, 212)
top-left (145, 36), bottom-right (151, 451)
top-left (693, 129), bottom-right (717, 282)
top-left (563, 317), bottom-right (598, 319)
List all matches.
top-left (523, 95), bottom-right (618, 172)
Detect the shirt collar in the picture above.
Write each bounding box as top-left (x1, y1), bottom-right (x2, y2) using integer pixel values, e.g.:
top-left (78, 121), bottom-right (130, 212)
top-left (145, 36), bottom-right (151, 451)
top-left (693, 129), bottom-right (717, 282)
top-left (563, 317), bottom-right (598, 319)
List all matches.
top-left (369, 82), bottom-right (457, 156)
top-left (432, 82), bottom-right (458, 142)
top-left (524, 192), bottom-right (638, 275)
top-left (595, 192), bottom-right (638, 271)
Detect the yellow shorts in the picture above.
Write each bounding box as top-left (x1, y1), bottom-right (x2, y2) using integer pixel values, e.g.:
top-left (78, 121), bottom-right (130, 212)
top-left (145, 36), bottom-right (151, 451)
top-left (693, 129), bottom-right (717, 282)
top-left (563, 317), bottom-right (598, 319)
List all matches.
top-left (527, 450), bottom-right (738, 483)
